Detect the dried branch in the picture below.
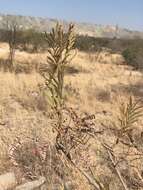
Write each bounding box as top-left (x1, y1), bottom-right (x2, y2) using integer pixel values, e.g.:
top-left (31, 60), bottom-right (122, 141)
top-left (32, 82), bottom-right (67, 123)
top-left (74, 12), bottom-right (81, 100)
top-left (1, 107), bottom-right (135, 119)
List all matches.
top-left (103, 144), bottom-right (129, 190)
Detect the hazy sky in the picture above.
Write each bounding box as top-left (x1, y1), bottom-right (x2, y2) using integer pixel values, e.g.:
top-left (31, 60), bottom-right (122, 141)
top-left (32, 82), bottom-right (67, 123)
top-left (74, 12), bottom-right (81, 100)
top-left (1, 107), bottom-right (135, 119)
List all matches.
top-left (0, 0), bottom-right (142, 31)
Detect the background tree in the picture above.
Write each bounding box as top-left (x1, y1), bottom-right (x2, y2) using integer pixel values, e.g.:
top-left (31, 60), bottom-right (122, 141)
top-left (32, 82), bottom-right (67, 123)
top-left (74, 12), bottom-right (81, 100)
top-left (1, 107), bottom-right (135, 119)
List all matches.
top-left (2, 16), bottom-right (19, 70)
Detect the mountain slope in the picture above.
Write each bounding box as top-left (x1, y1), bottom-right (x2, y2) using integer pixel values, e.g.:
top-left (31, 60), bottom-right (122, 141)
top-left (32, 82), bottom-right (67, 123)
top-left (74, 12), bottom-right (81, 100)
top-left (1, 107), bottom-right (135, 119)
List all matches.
top-left (0, 13), bottom-right (143, 39)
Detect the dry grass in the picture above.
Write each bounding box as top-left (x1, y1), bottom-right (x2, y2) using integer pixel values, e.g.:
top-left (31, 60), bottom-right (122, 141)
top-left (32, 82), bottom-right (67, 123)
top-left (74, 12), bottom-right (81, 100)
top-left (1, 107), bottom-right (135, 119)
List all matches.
top-left (65, 51), bottom-right (142, 115)
top-left (0, 42), bottom-right (143, 189)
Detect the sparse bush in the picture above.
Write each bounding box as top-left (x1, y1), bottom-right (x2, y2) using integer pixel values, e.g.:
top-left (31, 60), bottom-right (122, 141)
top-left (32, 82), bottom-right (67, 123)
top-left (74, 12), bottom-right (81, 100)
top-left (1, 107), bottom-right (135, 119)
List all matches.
top-left (64, 83), bottom-right (80, 100)
top-left (95, 88), bottom-right (111, 102)
top-left (9, 138), bottom-right (73, 185)
top-left (16, 29), bottom-right (46, 53)
top-left (75, 35), bottom-right (110, 52)
top-left (122, 47), bottom-right (143, 69)
top-left (65, 65), bottom-right (79, 74)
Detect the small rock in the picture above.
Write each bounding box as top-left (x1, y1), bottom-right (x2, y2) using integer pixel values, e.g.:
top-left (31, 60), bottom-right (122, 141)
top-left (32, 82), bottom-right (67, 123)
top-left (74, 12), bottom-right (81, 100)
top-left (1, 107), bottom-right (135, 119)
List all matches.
top-left (15, 177), bottom-right (45, 190)
top-left (0, 172), bottom-right (17, 190)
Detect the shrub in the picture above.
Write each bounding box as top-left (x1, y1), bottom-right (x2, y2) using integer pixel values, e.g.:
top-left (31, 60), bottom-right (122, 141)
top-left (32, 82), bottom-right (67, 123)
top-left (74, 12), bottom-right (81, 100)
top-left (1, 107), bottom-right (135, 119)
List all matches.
top-left (95, 88), bottom-right (111, 102)
top-left (123, 48), bottom-right (137, 68)
top-left (9, 139), bottom-right (71, 183)
top-left (122, 47), bottom-right (143, 69)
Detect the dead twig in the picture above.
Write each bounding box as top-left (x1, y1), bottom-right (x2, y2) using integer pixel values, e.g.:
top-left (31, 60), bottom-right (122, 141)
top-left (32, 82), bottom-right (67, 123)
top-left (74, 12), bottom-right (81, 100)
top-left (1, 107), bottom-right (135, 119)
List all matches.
top-left (103, 143), bottom-right (129, 190)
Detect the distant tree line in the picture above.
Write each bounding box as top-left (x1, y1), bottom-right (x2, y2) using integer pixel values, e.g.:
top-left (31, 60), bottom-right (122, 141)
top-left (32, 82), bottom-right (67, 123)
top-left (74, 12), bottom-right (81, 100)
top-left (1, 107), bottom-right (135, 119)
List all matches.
top-left (75, 35), bottom-right (143, 70)
top-left (0, 28), bottom-right (47, 53)
top-left (0, 28), bottom-right (143, 69)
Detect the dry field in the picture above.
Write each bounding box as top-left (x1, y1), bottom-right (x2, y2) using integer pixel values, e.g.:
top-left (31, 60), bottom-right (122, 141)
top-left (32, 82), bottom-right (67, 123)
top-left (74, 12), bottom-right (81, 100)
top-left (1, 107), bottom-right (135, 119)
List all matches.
top-left (0, 43), bottom-right (143, 189)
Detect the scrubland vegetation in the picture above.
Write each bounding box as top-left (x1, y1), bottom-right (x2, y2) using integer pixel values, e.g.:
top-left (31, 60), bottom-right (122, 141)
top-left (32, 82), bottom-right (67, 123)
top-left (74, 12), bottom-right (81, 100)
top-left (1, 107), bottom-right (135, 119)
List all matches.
top-left (0, 22), bottom-right (143, 190)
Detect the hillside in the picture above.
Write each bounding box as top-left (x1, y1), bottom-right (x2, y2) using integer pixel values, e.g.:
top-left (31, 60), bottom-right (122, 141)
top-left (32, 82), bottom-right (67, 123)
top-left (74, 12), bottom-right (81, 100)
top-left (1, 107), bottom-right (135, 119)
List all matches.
top-left (0, 13), bottom-right (143, 39)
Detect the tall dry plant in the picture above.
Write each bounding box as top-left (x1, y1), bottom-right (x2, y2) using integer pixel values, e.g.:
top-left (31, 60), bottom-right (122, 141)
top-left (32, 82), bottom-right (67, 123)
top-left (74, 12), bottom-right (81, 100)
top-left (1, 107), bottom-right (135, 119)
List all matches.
top-left (41, 23), bottom-right (105, 189)
top-left (42, 24), bottom-right (98, 159)
top-left (42, 23), bottom-right (75, 134)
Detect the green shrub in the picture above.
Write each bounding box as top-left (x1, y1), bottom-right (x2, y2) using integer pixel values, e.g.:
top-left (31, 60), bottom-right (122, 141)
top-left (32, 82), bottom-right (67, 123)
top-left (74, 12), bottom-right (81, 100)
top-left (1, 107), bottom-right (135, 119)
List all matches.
top-left (122, 47), bottom-right (143, 69)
